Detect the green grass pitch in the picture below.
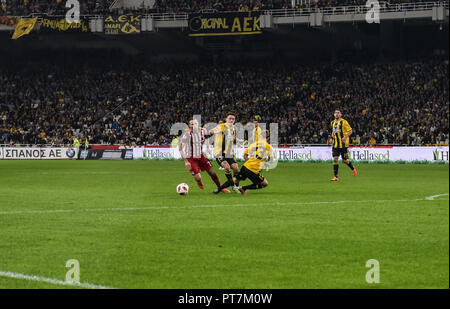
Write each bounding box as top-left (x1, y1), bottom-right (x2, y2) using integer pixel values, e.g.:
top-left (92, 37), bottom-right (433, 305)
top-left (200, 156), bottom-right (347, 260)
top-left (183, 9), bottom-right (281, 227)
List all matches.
top-left (0, 160), bottom-right (448, 289)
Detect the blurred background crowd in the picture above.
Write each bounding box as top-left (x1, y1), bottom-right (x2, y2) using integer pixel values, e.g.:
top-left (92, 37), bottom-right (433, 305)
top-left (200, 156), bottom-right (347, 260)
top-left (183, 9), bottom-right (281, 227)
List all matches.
top-left (0, 51), bottom-right (448, 146)
top-left (0, 0), bottom-right (441, 16)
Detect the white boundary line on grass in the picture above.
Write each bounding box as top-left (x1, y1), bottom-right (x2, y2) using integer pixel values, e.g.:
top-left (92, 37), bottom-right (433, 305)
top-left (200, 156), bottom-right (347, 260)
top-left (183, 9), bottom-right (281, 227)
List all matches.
top-left (425, 193), bottom-right (449, 200)
top-left (0, 195), bottom-right (447, 216)
top-left (0, 271), bottom-right (116, 289)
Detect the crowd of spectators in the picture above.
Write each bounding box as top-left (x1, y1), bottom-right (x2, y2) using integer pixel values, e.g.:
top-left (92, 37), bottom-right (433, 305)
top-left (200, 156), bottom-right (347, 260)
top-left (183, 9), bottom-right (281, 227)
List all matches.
top-left (0, 51), bottom-right (448, 146)
top-left (151, 0), bottom-right (443, 14)
top-left (0, 0), bottom-right (443, 16)
top-left (151, 0), bottom-right (291, 13)
top-left (1, 0), bottom-right (112, 16)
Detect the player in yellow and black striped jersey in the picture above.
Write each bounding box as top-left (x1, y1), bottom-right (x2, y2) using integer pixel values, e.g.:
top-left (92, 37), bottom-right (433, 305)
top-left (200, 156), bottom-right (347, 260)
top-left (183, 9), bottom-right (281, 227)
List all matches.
top-left (328, 109), bottom-right (357, 181)
top-left (210, 113), bottom-right (239, 193)
top-left (231, 130), bottom-right (274, 195)
top-left (249, 116), bottom-right (262, 145)
top-left (239, 117), bottom-right (261, 151)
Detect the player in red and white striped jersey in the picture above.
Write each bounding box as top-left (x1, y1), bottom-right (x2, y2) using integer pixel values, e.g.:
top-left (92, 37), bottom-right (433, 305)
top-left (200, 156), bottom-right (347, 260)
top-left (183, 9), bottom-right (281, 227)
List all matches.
top-left (179, 119), bottom-right (230, 193)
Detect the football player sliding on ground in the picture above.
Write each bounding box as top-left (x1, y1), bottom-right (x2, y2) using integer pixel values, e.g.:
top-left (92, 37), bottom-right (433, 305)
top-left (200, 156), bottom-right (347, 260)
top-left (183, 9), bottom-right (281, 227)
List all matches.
top-left (214, 130), bottom-right (274, 195)
top-left (179, 119), bottom-right (230, 193)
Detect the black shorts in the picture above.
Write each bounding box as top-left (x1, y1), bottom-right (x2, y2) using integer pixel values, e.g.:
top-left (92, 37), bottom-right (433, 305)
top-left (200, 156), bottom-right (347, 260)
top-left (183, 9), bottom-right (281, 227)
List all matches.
top-left (216, 156), bottom-right (237, 167)
top-left (238, 166), bottom-right (265, 185)
top-left (332, 147), bottom-right (349, 160)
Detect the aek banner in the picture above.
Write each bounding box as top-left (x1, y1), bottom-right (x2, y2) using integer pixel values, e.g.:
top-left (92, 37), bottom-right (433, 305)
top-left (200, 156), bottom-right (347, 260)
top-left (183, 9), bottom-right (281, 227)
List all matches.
top-left (39, 15), bottom-right (89, 33)
top-left (0, 147), bottom-right (78, 160)
top-left (188, 12), bottom-right (262, 37)
top-left (133, 146), bottom-right (449, 163)
top-left (103, 15), bottom-right (141, 35)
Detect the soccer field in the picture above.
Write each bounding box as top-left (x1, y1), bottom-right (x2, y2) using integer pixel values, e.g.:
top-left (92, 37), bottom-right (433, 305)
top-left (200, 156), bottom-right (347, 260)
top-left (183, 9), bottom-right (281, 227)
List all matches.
top-left (0, 160), bottom-right (448, 289)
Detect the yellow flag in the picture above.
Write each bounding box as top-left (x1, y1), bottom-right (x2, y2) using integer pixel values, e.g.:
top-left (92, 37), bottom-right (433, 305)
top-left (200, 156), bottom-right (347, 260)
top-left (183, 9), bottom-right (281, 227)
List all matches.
top-left (12, 17), bottom-right (38, 40)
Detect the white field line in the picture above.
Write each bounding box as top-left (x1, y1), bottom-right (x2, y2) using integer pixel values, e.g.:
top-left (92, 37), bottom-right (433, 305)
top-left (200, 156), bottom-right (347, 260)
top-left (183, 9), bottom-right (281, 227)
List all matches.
top-left (0, 271), bottom-right (116, 289)
top-left (425, 193), bottom-right (449, 200)
top-left (0, 196), bottom-right (446, 216)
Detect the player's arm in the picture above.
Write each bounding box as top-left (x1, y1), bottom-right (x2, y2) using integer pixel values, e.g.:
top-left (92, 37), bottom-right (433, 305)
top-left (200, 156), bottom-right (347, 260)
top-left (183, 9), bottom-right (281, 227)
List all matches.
top-left (243, 147), bottom-right (249, 161)
top-left (201, 128), bottom-right (213, 157)
top-left (342, 121), bottom-right (353, 144)
top-left (203, 128), bottom-right (212, 139)
top-left (178, 136), bottom-right (191, 170)
top-left (328, 121), bottom-right (334, 145)
top-left (178, 139), bottom-right (185, 158)
top-left (204, 137), bottom-right (212, 157)
top-left (328, 135), bottom-right (333, 145)
top-left (342, 129), bottom-right (353, 143)
top-left (209, 124), bottom-right (223, 136)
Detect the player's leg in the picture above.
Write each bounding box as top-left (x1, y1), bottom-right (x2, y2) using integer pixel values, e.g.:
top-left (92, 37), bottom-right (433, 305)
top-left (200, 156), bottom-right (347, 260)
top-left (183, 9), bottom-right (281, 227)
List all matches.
top-left (242, 179), bottom-right (268, 190)
top-left (186, 158), bottom-right (204, 189)
top-left (230, 162), bottom-right (239, 174)
top-left (331, 150), bottom-right (340, 181)
top-left (240, 172), bottom-right (267, 194)
top-left (206, 168), bottom-right (231, 193)
top-left (193, 173), bottom-right (204, 189)
top-left (215, 161), bottom-right (243, 194)
top-left (199, 155), bottom-right (220, 187)
top-left (220, 159), bottom-right (234, 187)
top-left (230, 161), bottom-right (240, 192)
top-left (205, 167), bottom-right (220, 187)
top-left (196, 155), bottom-right (230, 193)
top-left (221, 160), bottom-right (234, 185)
top-left (212, 167), bottom-right (233, 193)
top-left (206, 167), bottom-right (220, 188)
top-left (342, 149), bottom-right (357, 176)
top-left (231, 165), bottom-right (245, 194)
top-left (212, 158), bottom-right (233, 193)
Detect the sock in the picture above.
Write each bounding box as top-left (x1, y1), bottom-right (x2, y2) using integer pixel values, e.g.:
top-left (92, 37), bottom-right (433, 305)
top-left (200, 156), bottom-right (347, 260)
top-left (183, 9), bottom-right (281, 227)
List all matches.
top-left (333, 163), bottom-right (339, 177)
top-left (196, 178), bottom-right (204, 188)
top-left (225, 171), bottom-right (233, 182)
top-left (217, 171), bottom-right (233, 190)
top-left (234, 175), bottom-right (241, 187)
top-left (210, 173), bottom-right (221, 187)
top-left (345, 161), bottom-right (355, 170)
top-left (232, 172), bottom-right (240, 186)
top-left (218, 179), bottom-right (233, 190)
top-left (242, 183), bottom-right (264, 190)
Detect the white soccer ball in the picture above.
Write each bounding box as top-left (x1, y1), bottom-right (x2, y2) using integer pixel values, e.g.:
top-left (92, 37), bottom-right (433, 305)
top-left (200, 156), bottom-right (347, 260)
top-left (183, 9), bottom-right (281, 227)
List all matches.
top-left (176, 183), bottom-right (189, 195)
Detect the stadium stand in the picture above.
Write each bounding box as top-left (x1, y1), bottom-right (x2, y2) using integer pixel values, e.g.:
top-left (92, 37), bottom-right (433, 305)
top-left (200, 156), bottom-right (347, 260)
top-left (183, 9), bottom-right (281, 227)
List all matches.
top-left (0, 0), bottom-right (113, 16)
top-left (0, 51), bottom-right (448, 147)
top-left (0, 0), bottom-right (444, 16)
